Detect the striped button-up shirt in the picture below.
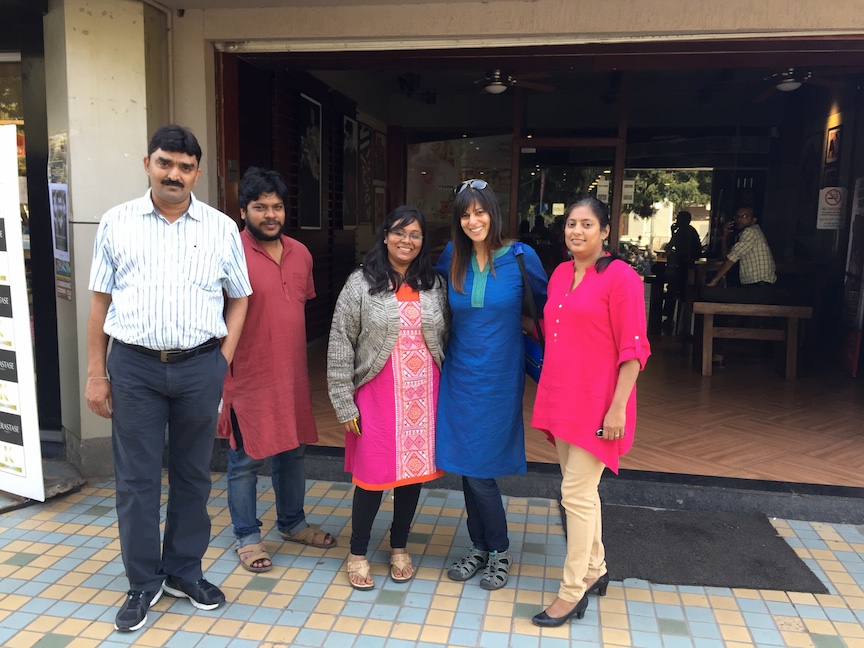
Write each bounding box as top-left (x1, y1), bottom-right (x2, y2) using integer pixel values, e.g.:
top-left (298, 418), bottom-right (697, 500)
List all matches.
top-left (88, 190), bottom-right (252, 350)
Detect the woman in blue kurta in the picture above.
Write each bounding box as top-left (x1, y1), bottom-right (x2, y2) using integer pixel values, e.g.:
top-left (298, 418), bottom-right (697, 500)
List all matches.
top-left (435, 179), bottom-right (547, 590)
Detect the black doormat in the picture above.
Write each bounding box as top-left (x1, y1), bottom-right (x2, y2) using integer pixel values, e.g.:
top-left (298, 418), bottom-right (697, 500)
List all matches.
top-left (599, 504), bottom-right (828, 593)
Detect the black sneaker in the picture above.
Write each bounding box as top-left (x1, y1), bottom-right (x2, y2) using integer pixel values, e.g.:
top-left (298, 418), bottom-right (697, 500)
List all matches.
top-left (114, 589), bottom-right (162, 632)
top-left (162, 576), bottom-right (225, 610)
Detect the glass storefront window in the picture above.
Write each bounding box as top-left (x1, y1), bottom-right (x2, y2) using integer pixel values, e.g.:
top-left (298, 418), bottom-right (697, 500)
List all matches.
top-left (517, 146), bottom-right (616, 274)
top-left (406, 134), bottom-right (512, 255)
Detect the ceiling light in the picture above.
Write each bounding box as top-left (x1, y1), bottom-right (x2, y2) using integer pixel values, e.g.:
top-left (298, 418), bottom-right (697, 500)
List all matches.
top-left (776, 79), bottom-right (802, 92)
top-left (484, 82), bottom-right (508, 95)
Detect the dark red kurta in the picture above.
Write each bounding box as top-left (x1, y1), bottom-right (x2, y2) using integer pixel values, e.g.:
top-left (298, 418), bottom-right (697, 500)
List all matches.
top-left (217, 229), bottom-right (318, 459)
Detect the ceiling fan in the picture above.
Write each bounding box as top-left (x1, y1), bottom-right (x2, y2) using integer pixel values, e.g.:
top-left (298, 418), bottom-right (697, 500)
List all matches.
top-left (756, 67), bottom-right (850, 101)
top-left (477, 69), bottom-right (555, 94)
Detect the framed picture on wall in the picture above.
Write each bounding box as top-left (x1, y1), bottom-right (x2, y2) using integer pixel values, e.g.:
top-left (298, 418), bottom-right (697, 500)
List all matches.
top-left (298, 93), bottom-right (322, 230)
top-left (373, 130), bottom-right (387, 183)
top-left (374, 186), bottom-right (386, 230)
top-left (358, 123), bottom-right (373, 224)
top-left (826, 125), bottom-right (841, 165)
top-left (343, 116), bottom-right (358, 229)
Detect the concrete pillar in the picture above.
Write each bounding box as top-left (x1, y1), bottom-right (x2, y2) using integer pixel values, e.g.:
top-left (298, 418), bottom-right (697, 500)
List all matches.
top-left (171, 10), bottom-right (218, 203)
top-left (44, 0), bottom-right (148, 476)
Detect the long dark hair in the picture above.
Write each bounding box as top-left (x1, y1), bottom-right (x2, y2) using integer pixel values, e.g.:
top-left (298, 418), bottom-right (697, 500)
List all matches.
top-left (449, 182), bottom-right (507, 293)
top-left (362, 205), bottom-right (441, 294)
top-left (564, 197), bottom-right (619, 273)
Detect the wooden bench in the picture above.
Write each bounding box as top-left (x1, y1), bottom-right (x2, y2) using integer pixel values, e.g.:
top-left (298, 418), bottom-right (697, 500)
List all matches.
top-left (692, 302), bottom-right (813, 379)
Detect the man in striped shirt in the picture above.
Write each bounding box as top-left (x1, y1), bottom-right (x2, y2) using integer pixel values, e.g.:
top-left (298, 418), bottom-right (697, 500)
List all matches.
top-left (85, 125), bottom-right (252, 633)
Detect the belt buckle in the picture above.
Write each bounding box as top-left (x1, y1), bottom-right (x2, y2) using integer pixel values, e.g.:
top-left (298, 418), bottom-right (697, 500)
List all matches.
top-left (160, 350), bottom-right (174, 363)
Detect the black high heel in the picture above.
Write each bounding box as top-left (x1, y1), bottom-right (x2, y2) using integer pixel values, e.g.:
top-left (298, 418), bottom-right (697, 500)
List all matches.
top-left (531, 593), bottom-right (589, 627)
top-left (585, 572), bottom-right (609, 596)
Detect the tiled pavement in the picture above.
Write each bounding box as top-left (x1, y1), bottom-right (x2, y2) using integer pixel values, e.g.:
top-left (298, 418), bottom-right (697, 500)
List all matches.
top-left (1, 474), bottom-right (863, 647)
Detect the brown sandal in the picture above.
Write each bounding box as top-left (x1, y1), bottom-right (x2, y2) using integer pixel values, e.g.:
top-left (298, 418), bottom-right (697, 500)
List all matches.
top-left (346, 558), bottom-right (374, 590)
top-left (279, 526), bottom-right (337, 549)
top-left (390, 553), bottom-right (414, 583)
top-left (236, 543), bottom-right (272, 573)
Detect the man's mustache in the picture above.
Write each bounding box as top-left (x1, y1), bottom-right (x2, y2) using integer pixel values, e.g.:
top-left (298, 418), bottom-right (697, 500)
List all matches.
top-left (161, 179), bottom-right (184, 188)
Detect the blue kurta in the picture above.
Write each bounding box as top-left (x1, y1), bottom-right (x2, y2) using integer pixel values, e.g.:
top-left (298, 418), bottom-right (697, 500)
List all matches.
top-left (435, 242), bottom-right (548, 478)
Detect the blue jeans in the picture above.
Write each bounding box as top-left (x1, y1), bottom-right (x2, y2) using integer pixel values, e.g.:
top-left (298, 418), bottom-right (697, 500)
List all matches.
top-left (462, 476), bottom-right (509, 553)
top-left (226, 411), bottom-right (309, 548)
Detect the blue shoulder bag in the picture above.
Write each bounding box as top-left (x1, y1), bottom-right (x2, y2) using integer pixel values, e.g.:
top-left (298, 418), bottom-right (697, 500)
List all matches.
top-left (513, 243), bottom-right (544, 383)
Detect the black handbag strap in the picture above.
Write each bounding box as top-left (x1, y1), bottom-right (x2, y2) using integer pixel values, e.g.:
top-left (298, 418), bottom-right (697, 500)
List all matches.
top-left (513, 243), bottom-right (545, 348)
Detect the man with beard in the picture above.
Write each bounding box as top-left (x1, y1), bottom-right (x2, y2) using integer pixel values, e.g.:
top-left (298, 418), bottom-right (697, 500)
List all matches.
top-left (218, 167), bottom-right (336, 574)
top-left (86, 125), bottom-right (251, 632)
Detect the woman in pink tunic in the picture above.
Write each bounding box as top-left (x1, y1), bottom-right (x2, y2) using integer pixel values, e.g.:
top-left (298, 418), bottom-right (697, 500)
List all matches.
top-left (531, 197), bottom-right (650, 627)
top-left (327, 206), bottom-right (448, 590)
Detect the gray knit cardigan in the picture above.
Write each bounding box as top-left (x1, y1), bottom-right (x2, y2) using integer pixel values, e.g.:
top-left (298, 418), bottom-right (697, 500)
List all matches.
top-left (327, 269), bottom-right (449, 423)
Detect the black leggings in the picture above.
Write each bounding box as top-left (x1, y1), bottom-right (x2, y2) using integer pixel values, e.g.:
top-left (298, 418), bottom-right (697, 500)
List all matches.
top-left (349, 483), bottom-right (422, 556)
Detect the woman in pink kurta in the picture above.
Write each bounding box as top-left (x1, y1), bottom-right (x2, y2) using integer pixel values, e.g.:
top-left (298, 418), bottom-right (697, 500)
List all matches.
top-left (531, 197), bottom-right (650, 628)
top-left (327, 206), bottom-right (448, 591)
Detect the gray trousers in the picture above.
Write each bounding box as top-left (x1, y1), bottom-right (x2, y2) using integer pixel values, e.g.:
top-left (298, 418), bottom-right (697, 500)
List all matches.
top-left (107, 341), bottom-right (227, 591)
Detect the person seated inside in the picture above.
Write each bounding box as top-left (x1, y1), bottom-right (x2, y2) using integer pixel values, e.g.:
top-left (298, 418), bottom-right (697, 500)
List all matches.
top-left (701, 205), bottom-right (777, 366)
top-left (662, 210), bottom-right (702, 329)
top-left (703, 205), bottom-right (776, 301)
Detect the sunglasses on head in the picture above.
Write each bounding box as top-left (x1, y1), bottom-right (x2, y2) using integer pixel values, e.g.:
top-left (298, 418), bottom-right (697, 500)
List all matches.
top-left (453, 179), bottom-right (488, 196)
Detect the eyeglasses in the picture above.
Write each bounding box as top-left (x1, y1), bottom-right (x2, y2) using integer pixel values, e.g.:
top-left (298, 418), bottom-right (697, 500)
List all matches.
top-left (453, 179), bottom-right (488, 196)
top-left (388, 230), bottom-right (424, 242)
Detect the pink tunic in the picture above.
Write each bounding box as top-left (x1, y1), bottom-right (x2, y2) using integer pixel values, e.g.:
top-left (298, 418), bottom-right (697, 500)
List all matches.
top-left (217, 230), bottom-right (318, 459)
top-left (346, 286), bottom-right (444, 490)
top-left (531, 259), bottom-right (650, 472)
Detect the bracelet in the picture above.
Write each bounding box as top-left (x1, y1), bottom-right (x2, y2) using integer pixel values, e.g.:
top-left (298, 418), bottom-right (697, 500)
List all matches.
top-left (87, 376), bottom-right (110, 380)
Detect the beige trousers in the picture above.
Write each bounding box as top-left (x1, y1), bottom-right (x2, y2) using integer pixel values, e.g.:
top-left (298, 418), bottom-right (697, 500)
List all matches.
top-left (556, 439), bottom-right (607, 603)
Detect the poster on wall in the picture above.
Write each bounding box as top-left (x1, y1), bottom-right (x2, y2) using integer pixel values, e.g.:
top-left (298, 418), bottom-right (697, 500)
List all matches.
top-left (0, 125), bottom-right (44, 501)
top-left (342, 117), bottom-right (358, 229)
top-left (48, 132), bottom-right (68, 185)
top-left (49, 183), bottom-right (70, 262)
top-left (816, 187), bottom-right (846, 230)
top-left (298, 94), bottom-right (322, 230)
top-left (358, 123), bottom-right (373, 225)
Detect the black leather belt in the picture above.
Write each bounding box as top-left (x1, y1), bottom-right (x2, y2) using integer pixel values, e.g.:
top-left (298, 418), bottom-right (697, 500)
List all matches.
top-left (116, 338), bottom-right (221, 363)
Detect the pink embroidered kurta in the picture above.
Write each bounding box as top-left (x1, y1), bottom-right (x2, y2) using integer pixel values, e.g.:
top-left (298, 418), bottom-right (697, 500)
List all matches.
top-left (217, 230), bottom-right (318, 459)
top-left (346, 286), bottom-right (444, 490)
top-left (531, 259), bottom-right (650, 472)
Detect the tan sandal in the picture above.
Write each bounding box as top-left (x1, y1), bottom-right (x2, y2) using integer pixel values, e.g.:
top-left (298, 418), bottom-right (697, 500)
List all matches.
top-left (236, 543), bottom-right (272, 573)
top-left (390, 552), bottom-right (414, 583)
top-left (280, 526), bottom-right (337, 549)
top-left (346, 558), bottom-right (374, 590)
